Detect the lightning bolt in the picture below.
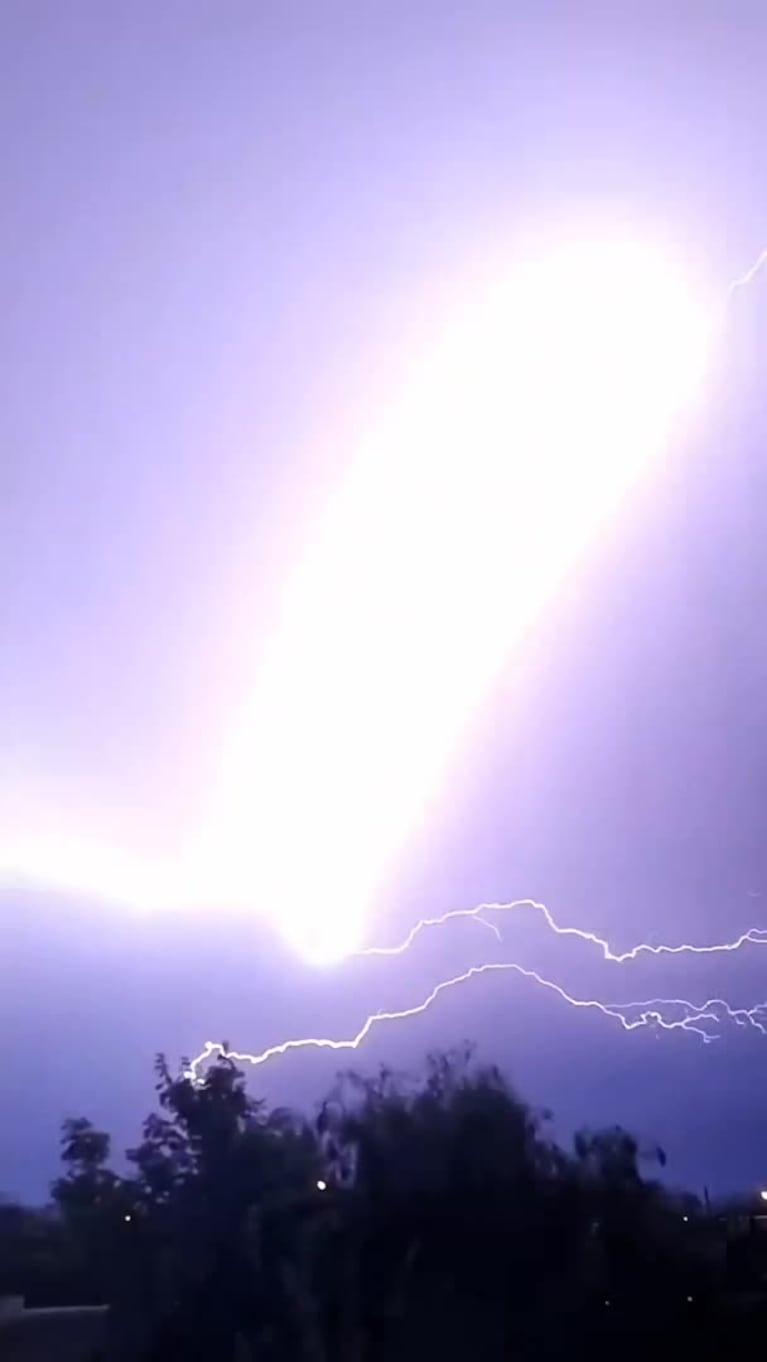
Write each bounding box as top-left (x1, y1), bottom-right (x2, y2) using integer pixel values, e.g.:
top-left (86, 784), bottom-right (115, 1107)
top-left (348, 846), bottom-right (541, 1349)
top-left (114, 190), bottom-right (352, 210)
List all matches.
top-left (3, 239), bottom-right (766, 1087)
top-left (727, 244), bottom-right (767, 298)
top-left (183, 238), bottom-right (767, 1086)
top-left (186, 952), bottom-right (767, 1082)
top-left (358, 898), bottom-right (767, 963)
top-left (187, 894), bottom-right (767, 1082)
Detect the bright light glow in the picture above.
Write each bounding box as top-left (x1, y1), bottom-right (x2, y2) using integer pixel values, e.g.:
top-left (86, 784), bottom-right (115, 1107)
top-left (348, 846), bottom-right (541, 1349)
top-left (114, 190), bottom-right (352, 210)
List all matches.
top-left (0, 830), bottom-right (187, 913)
top-left (316, 1179), bottom-right (328, 1192)
top-left (203, 230), bottom-right (714, 963)
top-left (759, 1190), bottom-right (767, 1202)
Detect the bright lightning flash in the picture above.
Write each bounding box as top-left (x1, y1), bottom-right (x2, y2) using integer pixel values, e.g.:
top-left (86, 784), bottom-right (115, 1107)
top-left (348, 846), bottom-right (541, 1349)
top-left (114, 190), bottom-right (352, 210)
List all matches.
top-left (184, 236), bottom-right (767, 1081)
top-left (5, 228), bottom-right (767, 1083)
top-left (203, 230), bottom-right (715, 962)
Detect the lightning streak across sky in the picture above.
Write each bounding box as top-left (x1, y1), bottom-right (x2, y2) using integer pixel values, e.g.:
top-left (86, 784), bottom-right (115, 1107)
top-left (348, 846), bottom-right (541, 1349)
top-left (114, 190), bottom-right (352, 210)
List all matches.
top-left (726, 244), bottom-right (767, 297)
top-left (358, 898), bottom-right (767, 963)
top-left (187, 900), bottom-right (767, 1080)
top-left (185, 238), bottom-right (767, 1083)
top-left (5, 232), bottom-right (767, 1085)
top-left (187, 960), bottom-right (727, 1081)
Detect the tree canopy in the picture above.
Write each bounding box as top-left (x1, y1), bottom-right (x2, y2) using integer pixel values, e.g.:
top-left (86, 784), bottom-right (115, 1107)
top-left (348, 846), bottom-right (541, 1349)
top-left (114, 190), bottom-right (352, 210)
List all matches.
top-left (1, 1045), bottom-right (762, 1360)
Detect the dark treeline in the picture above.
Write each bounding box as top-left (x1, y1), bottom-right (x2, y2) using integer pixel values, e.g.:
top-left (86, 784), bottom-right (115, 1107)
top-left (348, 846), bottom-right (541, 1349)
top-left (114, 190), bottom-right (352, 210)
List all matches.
top-left (1, 1046), bottom-right (766, 1360)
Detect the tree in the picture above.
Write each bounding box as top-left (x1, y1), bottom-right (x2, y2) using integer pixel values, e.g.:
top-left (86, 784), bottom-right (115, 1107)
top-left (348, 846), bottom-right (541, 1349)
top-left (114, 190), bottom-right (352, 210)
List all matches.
top-left (50, 1054), bottom-right (329, 1361)
top-left (51, 1117), bottom-right (135, 1304)
top-left (38, 1046), bottom-right (727, 1361)
top-left (314, 1046), bottom-right (584, 1360)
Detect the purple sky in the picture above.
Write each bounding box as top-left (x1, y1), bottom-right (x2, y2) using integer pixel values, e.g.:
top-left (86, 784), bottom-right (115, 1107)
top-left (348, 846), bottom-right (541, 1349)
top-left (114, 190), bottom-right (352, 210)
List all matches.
top-left (3, 0), bottom-right (767, 1201)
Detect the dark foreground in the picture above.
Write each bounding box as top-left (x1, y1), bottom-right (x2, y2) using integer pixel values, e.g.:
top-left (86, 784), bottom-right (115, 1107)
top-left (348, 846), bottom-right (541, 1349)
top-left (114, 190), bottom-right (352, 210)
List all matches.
top-left (3, 1048), bottom-right (767, 1360)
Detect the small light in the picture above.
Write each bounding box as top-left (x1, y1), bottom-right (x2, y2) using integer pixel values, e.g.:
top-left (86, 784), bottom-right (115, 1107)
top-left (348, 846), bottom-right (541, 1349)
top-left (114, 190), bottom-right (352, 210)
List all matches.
top-left (760, 1190), bottom-right (767, 1202)
top-left (123, 1213), bottom-right (132, 1223)
top-left (687, 1296), bottom-right (693, 1304)
top-left (316, 1179), bottom-right (327, 1192)
top-left (683, 1215), bottom-right (689, 1223)
top-left (604, 1300), bottom-right (610, 1307)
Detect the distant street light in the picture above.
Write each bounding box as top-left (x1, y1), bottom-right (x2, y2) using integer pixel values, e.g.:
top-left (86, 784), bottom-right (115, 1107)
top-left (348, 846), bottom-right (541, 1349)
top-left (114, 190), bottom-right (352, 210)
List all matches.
top-left (316, 1179), bottom-right (328, 1192)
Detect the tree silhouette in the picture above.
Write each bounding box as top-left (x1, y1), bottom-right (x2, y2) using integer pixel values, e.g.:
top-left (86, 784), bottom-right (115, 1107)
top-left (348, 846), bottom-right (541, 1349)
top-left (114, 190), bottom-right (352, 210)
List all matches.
top-left (0, 1045), bottom-right (747, 1359)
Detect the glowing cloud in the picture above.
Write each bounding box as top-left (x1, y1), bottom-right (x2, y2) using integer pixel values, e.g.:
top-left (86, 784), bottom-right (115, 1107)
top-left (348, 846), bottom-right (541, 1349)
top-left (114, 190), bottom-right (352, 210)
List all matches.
top-left (205, 230), bottom-right (716, 962)
top-left (0, 830), bottom-right (186, 913)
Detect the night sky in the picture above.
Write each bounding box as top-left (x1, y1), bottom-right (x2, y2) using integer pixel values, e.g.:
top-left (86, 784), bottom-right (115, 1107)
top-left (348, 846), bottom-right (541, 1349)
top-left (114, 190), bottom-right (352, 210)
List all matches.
top-left (3, 1), bottom-right (767, 1203)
